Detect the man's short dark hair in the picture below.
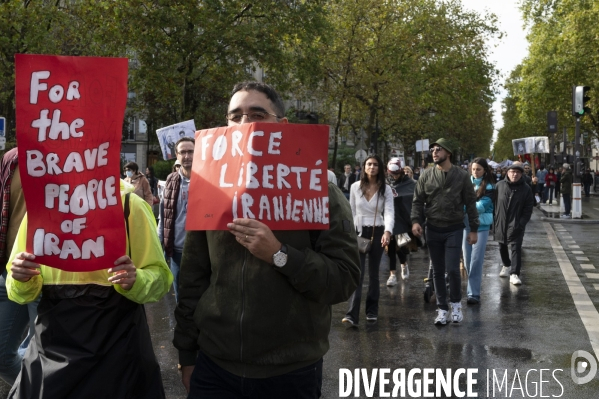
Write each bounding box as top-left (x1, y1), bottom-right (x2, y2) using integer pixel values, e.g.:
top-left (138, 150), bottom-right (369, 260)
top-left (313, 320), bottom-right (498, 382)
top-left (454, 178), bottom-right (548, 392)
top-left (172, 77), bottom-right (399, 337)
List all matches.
top-left (124, 161), bottom-right (139, 173)
top-left (231, 81), bottom-right (285, 118)
top-left (175, 136), bottom-right (195, 153)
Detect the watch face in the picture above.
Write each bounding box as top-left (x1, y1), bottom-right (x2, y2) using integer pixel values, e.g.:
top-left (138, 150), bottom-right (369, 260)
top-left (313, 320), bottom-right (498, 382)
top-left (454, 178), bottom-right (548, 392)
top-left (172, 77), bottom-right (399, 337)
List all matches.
top-left (273, 252), bottom-right (288, 267)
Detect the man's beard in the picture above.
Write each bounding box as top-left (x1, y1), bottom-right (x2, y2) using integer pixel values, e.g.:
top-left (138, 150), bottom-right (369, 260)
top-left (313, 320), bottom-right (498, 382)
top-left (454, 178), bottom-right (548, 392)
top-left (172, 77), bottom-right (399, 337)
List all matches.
top-left (434, 153), bottom-right (447, 165)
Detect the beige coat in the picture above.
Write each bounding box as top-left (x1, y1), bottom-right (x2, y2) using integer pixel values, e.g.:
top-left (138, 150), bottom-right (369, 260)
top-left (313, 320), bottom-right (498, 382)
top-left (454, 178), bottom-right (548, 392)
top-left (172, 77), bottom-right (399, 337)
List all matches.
top-left (125, 173), bottom-right (154, 205)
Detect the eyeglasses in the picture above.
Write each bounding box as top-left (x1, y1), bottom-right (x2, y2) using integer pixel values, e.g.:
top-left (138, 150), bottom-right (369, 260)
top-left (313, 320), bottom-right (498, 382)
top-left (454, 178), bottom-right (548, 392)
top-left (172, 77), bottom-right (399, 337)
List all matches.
top-left (226, 111), bottom-right (279, 123)
top-left (429, 147), bottom-right (443, 153)
top-left (177, 150), bottom-right (194, 156)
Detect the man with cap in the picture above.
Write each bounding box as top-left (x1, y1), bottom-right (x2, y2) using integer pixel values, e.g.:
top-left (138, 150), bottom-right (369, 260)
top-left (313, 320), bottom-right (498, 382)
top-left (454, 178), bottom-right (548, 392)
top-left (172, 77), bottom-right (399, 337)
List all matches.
top-left (494, 161), bottom-right (535, 285)
top-left (560, 163), bottom-right (573, 218)
top-left (158, 136), bottom-right (195, 302)
top-left (411, 138), bottom-right (479, 325)
top-left (386, 157), bottom-right (416, 285)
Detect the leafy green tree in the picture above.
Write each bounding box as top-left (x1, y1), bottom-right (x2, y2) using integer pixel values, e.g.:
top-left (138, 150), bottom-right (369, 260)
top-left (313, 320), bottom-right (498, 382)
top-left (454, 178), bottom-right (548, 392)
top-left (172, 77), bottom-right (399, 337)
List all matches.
top-left (517, 0), bottom-right (599, 139)
top-left (318, 0), bottom-right (499, 167)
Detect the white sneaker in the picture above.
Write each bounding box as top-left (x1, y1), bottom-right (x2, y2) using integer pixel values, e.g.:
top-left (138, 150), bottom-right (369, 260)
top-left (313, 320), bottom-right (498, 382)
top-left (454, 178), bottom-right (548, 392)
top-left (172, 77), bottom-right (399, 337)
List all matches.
top-left (434, 309), bottom-right (449, 325)
top-left (386, 274), bottom-right (398, 286)
top-left (510, 274), bottom-right (522, 285)
top-left (499, 266), bottom-right (511, 277)
top-left (401, 264), bottom-right (409, 280)
top-left (450, 302), bottom-right (463, 323)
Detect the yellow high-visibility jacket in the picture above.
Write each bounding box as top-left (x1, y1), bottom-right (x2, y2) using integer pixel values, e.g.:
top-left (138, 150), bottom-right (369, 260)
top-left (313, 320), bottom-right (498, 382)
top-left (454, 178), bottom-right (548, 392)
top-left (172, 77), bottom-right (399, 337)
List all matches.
top-left (5, 180), bottom-right (172, 305)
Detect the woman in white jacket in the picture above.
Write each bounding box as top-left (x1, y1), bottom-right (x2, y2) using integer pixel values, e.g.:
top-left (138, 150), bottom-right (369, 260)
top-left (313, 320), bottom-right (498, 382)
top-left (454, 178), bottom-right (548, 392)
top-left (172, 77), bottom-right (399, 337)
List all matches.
top-left (342, 155), bottom-right (394, 326)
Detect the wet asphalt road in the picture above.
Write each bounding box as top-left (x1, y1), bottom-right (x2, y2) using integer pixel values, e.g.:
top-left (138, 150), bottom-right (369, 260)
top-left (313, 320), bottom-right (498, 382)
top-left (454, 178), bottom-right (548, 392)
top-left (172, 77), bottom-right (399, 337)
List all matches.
top-left (2, 196), bottom-right (599, 398)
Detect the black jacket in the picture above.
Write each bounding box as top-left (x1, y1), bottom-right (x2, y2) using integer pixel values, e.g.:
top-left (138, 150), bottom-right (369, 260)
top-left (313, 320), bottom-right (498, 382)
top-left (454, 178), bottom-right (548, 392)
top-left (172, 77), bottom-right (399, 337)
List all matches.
top-left (338, 172), bottom-right (357, 193)
top-left (494, 177), bottom-right (534, 243)
top-left (561, 170), bottom-right (573, 195)
top-left (387, 175), bottom-right (415, 235)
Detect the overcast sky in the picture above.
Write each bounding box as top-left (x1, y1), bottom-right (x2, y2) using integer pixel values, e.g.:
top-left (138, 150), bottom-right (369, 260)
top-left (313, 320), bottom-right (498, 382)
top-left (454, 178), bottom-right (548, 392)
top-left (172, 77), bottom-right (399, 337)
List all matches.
top-left (460, 0), bottom-right (529, 141)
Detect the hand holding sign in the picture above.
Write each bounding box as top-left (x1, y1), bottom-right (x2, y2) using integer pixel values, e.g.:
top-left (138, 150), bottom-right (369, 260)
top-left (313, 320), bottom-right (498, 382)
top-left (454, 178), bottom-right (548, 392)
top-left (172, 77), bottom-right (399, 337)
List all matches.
top-left (227, 218), bottom-right (282, 263)
top-left (107, 255), bottom-right (137, 290)
top-left (10, 252), bottom-right (41, 282)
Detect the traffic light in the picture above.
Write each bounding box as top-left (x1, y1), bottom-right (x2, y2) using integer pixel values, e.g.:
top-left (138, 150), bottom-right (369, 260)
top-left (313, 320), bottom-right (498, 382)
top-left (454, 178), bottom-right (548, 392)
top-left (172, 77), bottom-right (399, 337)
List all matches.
top-left (577, 161), bottom-right (585, 177)
top-left (572, 86), bottom-right (591, 116)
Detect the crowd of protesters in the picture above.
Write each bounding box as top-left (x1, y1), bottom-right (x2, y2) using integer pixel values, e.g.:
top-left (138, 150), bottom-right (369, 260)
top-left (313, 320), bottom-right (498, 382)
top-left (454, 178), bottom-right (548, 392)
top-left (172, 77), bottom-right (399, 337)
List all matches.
top-left (1, 79), bottom-right (595, 398)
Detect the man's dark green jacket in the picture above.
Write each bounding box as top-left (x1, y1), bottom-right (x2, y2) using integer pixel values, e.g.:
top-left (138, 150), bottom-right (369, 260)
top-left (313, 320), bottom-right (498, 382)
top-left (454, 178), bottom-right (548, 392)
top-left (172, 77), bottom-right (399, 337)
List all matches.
top-left (173, 183), bottom-right (360, 378)
top-left (411, 165), bottom-right (479, 232)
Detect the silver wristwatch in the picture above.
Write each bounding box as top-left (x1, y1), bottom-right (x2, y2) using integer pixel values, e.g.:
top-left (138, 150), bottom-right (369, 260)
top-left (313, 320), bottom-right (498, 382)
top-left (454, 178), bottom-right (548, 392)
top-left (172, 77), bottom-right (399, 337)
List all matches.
top-left (272, 244), bottom-right (288, 267)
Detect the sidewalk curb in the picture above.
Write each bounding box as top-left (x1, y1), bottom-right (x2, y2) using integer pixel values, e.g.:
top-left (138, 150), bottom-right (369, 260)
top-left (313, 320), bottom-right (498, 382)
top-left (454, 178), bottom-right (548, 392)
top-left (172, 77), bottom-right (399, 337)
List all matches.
top-left (539, 217), bottom-right (599, 224)
top-left (535, 207), bottom-right (599, 224)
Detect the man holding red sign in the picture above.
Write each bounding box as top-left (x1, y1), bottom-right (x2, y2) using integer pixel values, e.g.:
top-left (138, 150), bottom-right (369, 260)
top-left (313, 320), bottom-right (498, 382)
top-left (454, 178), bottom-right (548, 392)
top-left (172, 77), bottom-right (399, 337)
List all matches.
top-left (174, 82), bottom-right (360, 398)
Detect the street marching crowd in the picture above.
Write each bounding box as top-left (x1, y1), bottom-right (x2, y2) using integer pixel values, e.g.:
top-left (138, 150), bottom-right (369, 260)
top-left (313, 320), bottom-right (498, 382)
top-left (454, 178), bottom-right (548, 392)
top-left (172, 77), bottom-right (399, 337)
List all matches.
top-left (0, 81), bottom-right (587, 399)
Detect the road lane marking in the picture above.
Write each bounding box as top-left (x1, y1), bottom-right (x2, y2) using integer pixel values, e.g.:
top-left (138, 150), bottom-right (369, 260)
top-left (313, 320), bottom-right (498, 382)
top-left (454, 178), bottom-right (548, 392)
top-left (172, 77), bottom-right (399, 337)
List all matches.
top-left (581, 264), bottom-right (597, 270)
top-left (545, 223), bottom-right (599, 359)
top-left (577, 257), bottom-right (590, 261)
top-left (586, 273), bottom-right (599, 279)
top-left (572, 251), bottom-right (585, 254)
top-left (594, 284), bottom-right (599, 290)
top-left (569, 245), bottom-right (581, 248)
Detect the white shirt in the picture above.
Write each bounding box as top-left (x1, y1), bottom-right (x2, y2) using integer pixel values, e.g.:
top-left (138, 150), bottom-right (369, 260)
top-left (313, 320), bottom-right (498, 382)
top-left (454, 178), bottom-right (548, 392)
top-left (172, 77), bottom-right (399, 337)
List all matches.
top-left (349, 182), bottom-right (394, 235)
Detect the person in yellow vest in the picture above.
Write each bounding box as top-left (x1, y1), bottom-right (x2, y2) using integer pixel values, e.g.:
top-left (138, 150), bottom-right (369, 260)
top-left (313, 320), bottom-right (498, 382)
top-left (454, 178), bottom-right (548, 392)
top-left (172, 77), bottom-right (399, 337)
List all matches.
top-left (5, 179), bottom-right (172, 399)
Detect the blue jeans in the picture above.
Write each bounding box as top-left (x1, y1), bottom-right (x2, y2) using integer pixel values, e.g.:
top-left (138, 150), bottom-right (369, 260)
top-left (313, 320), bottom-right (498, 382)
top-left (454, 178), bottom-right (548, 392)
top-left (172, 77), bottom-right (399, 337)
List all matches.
top-left (426, 227), bottom-right (463, 310)
top-left (170, 251), bottom-right (182, 302)
top-left (462, 228), bottom-right (490, 301)
top-left (0, 273), bottom-right (38, 385)
top-left (188, 352), bottom-right (322, 399)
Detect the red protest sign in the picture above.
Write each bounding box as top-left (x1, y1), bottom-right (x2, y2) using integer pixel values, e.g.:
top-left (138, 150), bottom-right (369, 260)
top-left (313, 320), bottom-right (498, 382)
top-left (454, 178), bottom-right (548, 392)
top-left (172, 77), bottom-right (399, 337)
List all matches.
top-left (186, 123), bottom-right (330, 230)
top-left (15, 54), bottom-right (128, 272)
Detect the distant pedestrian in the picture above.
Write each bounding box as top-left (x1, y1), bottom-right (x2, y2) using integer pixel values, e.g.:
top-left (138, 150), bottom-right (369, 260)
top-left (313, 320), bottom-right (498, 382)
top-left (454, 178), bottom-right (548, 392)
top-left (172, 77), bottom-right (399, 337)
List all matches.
top-left (545, 167), bottom-right (558, 205)
top-left (536, 164), bottom-right (548, 203)
top-left (560, 163), bottom-right (573, 218)
top-left (494, 162), bottom-right (534, 285)
top-left (344, 155), bottom-right (394, 325)
top-left (462, 158), bottom-right (495, 305)
top-left (411, 138), bottom-right (479, 325)
top-left (124, 161), bottom-right (154, 205)
top-left (338, 164), bottom-right (356, 199)
top-left (385, 158), bottom-right (415, 286)
top-left (157, 137), bottom-right (195, 302)
top-left (582, 169), bottom-right (593, 197)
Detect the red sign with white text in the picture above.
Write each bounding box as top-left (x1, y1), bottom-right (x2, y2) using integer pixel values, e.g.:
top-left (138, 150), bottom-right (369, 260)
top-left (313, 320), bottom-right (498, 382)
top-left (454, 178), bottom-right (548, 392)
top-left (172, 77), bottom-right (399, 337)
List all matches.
top-left (186, 123), bottom-right (330, 230)
top-left (16, 54), bottom-right (128, 272)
